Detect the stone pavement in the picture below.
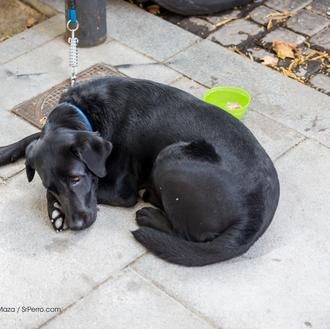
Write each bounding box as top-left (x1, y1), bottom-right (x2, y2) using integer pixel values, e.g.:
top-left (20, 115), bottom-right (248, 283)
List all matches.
top-left (0, 0), bottom-right (329, 328)
top-left (155, 0), bottom-right (330, 95)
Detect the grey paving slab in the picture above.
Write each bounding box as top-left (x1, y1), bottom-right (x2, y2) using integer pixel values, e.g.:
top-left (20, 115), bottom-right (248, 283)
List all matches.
top-left (208, 19), bottom-right (264, 46)
top-left (133, 139), bottom-right (330, 329)
top-left (247, 47), bottom-right (276, 60)
top-left (310, 0), bottom-right (330, 16)
top-left (0, 38), bottom-right (134, 111)
top-left (262, 27), bottom-right (306, 45)
top-left (286, 10), bottom-right (329, 37)
top-left (166, 39), bottom-right (330, 147)
top-left (177, 17), bottom-right (215, 38)
top-left (265, 0), bottom-right (312, 13)
top-left (0, 112), bottom-right (38, 179)
top-left (205, 9), bottom-right (241, 26)
top-left (106, 0), bottom-right (200, 61)
top-left (310, 73), bottom-right (330, 93)
top-left (310, 27), bottom-right (330, 51)
top-left (0, 14), bottom-right (65, 65)
top-left (41, 0), bottom-right (65, 13)
top-left (241, 110), bottom-right (305, 159)
top-left (250, 5), bottom-right (279, 26)
top-left (0, 173), bottom-right (145, 329)
top-left (119, 62), bottom-right (181, 85)
top-left (170, 76), bottom-right (208, 99)
top-left (42, 268), bottom-right (214, 329)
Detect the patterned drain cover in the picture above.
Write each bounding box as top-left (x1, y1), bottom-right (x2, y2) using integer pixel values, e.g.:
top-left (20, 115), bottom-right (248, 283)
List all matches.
top-left (12, 63), bottom-right (124, 129)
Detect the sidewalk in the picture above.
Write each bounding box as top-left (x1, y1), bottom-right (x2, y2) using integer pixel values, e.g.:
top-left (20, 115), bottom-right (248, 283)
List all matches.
top-left (0, 1), bottom-right (329, 328)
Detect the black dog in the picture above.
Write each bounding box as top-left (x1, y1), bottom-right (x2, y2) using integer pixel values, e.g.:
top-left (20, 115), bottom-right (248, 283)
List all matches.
top-left (0, 77), bottom-right (279, 266)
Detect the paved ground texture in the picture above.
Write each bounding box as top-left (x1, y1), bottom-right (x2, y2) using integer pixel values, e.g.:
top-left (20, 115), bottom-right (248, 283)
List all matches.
top-left (134, 0), bottom-right (330, 95)
top-left (0, 0), bottom-right (329, 328)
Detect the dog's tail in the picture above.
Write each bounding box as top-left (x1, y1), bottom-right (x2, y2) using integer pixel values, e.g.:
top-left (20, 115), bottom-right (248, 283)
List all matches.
top-left (0, 133), bottom-right (40, 166)
top-left (132, 223), bottom-right (257, 267)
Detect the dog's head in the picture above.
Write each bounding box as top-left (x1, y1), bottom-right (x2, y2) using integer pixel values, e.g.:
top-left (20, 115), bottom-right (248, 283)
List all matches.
top-left (25, 129), bottom-right (112, 230)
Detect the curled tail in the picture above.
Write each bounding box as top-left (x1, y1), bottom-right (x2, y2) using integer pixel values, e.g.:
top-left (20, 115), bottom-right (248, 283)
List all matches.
top-left (0, 133), bottom-right (40, 166)
top-left (132, 224), bottom-right (256, 267)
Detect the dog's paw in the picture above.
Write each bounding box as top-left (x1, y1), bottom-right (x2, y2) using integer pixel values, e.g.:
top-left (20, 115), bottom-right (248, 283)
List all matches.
top-left (50, 202), bottom-right (66, 233)
top-left (135, 207), bottom-right (154, 227)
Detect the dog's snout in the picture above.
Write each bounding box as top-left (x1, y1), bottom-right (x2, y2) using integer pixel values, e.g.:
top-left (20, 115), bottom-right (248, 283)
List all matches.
top-left (69, 212), bottom-right (95, 230)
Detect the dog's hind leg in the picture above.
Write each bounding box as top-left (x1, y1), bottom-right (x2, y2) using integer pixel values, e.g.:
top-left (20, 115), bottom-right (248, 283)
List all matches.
top-left (136, 207), bottom-right (172, 234)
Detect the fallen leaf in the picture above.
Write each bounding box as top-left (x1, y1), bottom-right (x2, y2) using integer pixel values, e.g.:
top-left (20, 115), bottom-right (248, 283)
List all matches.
top-left (267, 19), bottom-right (273, 30)
top-left (261, 55), bottom-right (278, 66)
top-left (147, 5), bottom-right (160, 15)
top-left (26, 17), bottom-right (37, 28)
top-left (272, 40), bottom-right (297, 59)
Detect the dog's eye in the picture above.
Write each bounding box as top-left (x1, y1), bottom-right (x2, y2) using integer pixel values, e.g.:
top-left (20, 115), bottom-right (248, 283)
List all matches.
top-left (70, 176), bottom-right (81, 184)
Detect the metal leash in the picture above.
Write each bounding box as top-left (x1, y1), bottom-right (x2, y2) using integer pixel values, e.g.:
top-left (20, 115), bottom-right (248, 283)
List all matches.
top-left (67, 0), bottom-right (79, 87)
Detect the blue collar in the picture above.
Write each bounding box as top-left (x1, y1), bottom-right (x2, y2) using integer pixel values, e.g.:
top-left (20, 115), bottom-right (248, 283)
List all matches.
top-left (65, 103), bottom-right (93, 132)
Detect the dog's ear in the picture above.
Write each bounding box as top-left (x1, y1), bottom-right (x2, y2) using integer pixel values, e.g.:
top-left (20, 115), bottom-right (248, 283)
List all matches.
top-left (72, 132), bottom-right (112, 178)
top-left (25, 141), bottom-right (37, 182)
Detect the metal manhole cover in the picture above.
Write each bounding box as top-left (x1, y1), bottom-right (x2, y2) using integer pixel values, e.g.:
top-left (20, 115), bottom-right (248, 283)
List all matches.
top-left (12, 63), bottom-right (124, 129)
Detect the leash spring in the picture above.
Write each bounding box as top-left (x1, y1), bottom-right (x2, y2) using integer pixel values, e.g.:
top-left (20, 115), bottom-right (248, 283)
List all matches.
top-left (67, 0), bottom-right (79, 87)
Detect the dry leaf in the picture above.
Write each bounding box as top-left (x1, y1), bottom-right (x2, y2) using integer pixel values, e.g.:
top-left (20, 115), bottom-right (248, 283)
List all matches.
top-left (267, 19), bottom-right (273, 30)
top-left (272, 40), bottom-right (297, 59)
top-left (261, 55), bottom-right (278, 66)
top-left (26, 17), bottom-right (37, 28)
top-left (147, 5), bottom-right (160, 15)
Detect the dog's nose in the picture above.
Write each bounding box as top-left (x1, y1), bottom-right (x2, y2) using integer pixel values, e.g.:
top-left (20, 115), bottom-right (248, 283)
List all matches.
top-left (69, 212), bottom-right (95, 230)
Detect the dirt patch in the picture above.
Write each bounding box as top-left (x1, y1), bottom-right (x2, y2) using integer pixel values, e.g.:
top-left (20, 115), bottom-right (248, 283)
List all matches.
top-left (0, 0), bottom-right (48, 42)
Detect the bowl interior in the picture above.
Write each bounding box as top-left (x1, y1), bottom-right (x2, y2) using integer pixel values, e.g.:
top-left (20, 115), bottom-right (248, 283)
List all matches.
top-left (204, 87), bottom-right (250, 112)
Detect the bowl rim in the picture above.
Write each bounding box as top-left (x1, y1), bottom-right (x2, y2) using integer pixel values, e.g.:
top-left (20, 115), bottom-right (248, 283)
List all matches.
top-left (204, 86), bottom-right (251, 107)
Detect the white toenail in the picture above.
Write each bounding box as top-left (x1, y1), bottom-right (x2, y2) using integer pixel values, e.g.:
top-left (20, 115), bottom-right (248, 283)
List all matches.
top-left (55, 217), bottom-right (63, 229)
top-left (54, 202), bottom-right (61, 209)
top-left (51, 219), bottom-right (54, 223)
top-left (175, 197), bottom-right (179, 201)
top-left (52, 210), bottom-right (60, 219)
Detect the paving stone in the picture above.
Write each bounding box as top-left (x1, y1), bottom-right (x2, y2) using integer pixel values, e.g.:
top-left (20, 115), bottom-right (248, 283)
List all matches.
top-left (42, 269), bottom-right (213, 329)
top-left (133, 139), bottom-right (330, 329)
top-left (247, 47), bottom-right (276, 60)
top-left (0, 14), bottom-right (65, 65)
top-left (242, 110), bottom-right (305, 159)
top-left (309, 0), bottom-right (330, 16)
top-left (177, 17), bottom-right (215, 38)
top-left (262, 27), bottom-right (305, 44)
top-left (0, 38), bottom-right (158, 111)
top-left (166, 39), bottom-right (330, 147)
top-left (310, 27), bottom-right (330, 51)
top-left (265, 0), bottom-right (313, 13)
top-left (249, 5), bottom-right (279, 26)
top-left (286, 10), bottom-right (329, 37)
top-left (170, 76), bottom-right (208, 99)
top-left (310, 74), bottom-right (330, 93)
top-left (0, 111), bottom-right (38, 179)
top-left (0, 172), bottom-right (145, 328)
top-left (106, 0), bottom-right (200, 61)
top-left (208, 19), bottom-right (264, 46)
top-left (118, 62), bottom-right (181, 84)
top-left (205, 9), bottom-right (241, 25)
top-left (41, 0), bottom-right (65, 13)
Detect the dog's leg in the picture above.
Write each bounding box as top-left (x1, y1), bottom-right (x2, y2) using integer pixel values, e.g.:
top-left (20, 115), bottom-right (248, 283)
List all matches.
top-left (136, 207), bottom-right (172, 233)
top-left (97, 173), bottom-right (138, 207)
top-left (47, 191), bottom-right (66, 232)
top-left (142, 187), bottom-right (163, 209)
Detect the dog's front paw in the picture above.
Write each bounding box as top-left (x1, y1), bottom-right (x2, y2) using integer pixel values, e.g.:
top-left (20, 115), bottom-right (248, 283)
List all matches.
top-left (49, 202), bottom-right (66, 233)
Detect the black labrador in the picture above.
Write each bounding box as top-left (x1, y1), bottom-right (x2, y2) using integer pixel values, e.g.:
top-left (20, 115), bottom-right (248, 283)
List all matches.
top-left (0, 77), bottom-right (279, 266)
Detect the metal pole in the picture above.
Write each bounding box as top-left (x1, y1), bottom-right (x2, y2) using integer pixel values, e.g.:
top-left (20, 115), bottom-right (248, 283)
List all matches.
top-left (65, 0), bottom-right (107, 47)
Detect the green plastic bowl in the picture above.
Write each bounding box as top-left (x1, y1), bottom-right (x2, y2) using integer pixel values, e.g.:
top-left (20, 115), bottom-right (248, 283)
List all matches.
top-left (203, 86), bottom-right (251, 119)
